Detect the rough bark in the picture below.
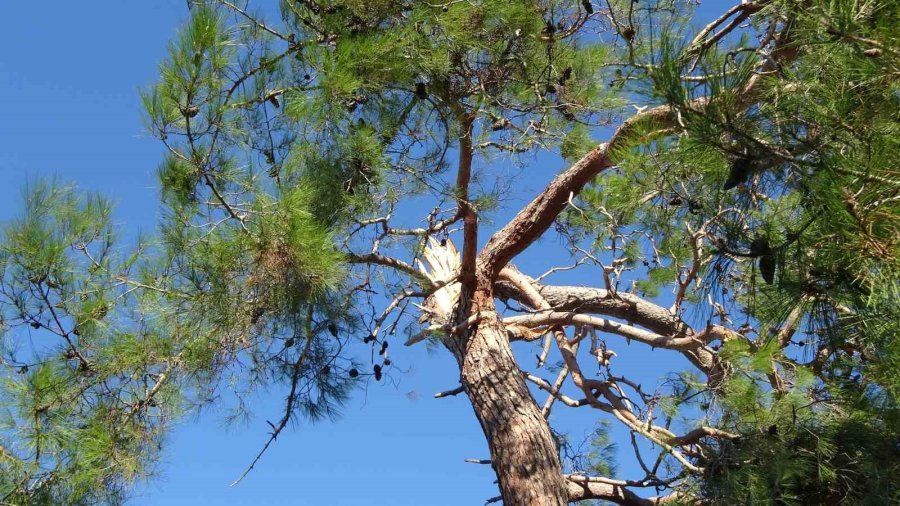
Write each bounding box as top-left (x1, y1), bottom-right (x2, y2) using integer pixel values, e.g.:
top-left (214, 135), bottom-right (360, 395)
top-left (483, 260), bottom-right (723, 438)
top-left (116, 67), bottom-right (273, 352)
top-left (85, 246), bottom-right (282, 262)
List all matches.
top-left (456, 299), bottom-right (570, 505)
top-left (445, 109), bottom-right (570, 504)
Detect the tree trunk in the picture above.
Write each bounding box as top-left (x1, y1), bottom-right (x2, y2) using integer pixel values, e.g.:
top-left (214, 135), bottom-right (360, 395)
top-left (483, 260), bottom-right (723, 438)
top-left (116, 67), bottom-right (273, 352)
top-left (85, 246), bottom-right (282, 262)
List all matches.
top-left (457, 307), bottom-right (569, 505)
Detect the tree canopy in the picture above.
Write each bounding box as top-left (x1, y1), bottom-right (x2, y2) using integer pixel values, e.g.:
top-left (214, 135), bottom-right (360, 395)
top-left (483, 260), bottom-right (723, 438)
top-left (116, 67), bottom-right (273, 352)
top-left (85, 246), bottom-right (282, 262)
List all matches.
top-left (1, 0), bottom-right (898, 504)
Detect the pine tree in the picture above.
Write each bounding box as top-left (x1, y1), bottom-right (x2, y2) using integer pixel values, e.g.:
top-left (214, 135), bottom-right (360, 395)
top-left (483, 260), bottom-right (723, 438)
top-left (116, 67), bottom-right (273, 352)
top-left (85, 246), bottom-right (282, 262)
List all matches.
top-left (1, 0), bottom-right (897, 504)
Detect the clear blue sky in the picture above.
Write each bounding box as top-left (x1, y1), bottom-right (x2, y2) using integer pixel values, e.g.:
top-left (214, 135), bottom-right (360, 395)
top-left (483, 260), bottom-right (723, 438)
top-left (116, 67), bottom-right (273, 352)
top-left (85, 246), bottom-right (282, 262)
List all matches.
top-left (0, 2), bottom-right (730, 504)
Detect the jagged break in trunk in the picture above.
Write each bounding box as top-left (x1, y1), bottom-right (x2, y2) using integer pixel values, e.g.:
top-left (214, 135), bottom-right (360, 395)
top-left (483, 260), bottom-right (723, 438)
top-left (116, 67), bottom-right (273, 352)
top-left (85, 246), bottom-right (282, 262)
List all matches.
top-left (419, 237), bottom-right (569, 504)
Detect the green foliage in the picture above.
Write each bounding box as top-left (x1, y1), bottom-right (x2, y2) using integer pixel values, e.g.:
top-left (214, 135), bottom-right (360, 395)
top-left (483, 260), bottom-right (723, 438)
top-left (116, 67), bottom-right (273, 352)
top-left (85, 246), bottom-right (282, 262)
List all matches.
top-left (0, 182), bottom-right (164, 504)
top-left (0, 176), bottom-right (351, 502)
top-left (565, 0), bottom-right (899, 502)
top-left (4, 0), bottom-right (899, 503)
top-left (704, 393), bottom-right (900, 505)
top-left (561, 124), bottom-right (595, 162)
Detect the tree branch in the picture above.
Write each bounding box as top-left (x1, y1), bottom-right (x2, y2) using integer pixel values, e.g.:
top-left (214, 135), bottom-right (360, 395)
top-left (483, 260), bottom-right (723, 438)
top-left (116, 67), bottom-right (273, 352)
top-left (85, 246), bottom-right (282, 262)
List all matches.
top-left (565, 474), bottom-right (683, 504)
top-left (347, 252), bottom-right (433, 287)
top-left (476, 15), bottom-right (800, 285)
top-left (524, 372), bottom-right (593, 410)
top-left (434, 385), bottom-right (465, 398)
top-left (496, 270), bottom-right (691, 338)
top-left (504, 311), bottom-right (701, 350)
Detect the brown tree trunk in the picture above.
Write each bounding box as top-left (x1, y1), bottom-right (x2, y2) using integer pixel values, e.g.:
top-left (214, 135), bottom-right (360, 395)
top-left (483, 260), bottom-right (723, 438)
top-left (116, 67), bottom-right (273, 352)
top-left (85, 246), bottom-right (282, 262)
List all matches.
top-left (455, 300), bottom-right (569, 505)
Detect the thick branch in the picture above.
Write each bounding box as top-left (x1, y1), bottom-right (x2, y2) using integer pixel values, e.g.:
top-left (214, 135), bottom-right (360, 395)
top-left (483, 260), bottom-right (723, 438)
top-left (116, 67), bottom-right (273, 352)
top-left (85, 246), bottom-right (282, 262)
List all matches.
top-left (476, 17), bottom-right (798, 284)
top-left (495, 270), bottom-right (724, 381)
top-left (502, 269), bottom-right (704, 473)
top-left (504, 312), bottom-right (701, 350)
top-left (477, 103), bottom-right (680, 282)
top-left (456, 114), bottom-right (478, 287)
top-left (565, 475), bottom-right (682, 505)
top-left (667, 426), bottom-right (739, 446)
top-left (496, 271), bottom-right (691, 338)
